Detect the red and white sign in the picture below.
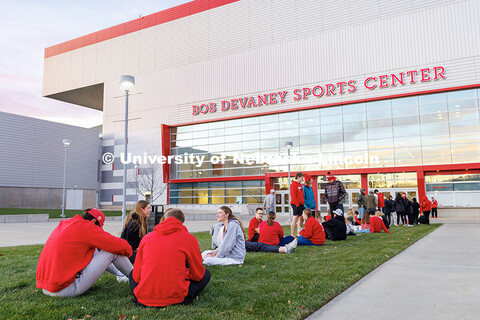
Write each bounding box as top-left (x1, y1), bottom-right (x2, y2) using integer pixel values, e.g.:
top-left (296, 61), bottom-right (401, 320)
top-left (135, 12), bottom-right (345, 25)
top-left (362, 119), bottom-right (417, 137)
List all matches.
top-left (192, 66), bottom-right (446, 115)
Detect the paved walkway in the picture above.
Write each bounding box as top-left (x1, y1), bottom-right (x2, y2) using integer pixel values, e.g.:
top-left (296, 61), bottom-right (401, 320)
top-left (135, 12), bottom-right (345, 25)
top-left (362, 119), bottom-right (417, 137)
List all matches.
top-left (307, 221), bottom-right (480, 320)
top-left (0, 216), bottom-right (253, 247)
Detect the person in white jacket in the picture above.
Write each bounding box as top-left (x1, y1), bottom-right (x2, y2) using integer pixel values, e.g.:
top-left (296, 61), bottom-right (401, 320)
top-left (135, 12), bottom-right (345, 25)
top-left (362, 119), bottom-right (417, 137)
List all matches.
top-left (202, 206), bottom-right (246, 266)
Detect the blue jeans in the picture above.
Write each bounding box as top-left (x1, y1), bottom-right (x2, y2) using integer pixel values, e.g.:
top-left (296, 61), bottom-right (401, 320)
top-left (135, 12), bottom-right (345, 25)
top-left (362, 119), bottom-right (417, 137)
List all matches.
top-left (297, 236), bottom-right (321, 246)
top-left (356, 228), bottom-right (371, 233)
top-left (278, 236), bottom-right (295, 246)
top-left (358, 207), bottom-right (365, 219)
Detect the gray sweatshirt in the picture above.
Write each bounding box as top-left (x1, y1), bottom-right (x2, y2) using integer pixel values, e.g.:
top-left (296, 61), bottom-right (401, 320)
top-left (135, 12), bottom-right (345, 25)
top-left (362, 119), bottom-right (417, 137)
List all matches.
top-left (210, 219), bottom-right (246, 263)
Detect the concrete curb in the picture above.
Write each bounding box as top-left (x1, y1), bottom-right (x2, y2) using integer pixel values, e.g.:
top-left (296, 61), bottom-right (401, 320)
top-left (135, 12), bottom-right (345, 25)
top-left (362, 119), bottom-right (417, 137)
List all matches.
top-left (0, 214), bottom-right (50, 223)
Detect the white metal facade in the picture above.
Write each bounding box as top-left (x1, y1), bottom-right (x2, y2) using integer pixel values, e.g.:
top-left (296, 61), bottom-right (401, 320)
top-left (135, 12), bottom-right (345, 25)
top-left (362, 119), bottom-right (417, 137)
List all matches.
top-left (42, 0), bottom-right (480, 207)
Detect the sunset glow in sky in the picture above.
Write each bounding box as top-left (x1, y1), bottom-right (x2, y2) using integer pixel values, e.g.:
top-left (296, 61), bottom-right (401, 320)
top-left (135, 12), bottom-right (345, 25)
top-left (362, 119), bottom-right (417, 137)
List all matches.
top-left (0, 0), bottom-right (190, 128)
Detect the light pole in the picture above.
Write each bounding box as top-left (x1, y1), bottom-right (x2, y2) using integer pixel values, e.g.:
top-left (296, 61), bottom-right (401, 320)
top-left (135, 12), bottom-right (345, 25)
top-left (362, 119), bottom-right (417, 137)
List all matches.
top-left (285, 141), bottom-right (293, 221)
top-left (61, 139), bottom-right (71, 218)
top-left (120, 75), bottom-right (135, 225)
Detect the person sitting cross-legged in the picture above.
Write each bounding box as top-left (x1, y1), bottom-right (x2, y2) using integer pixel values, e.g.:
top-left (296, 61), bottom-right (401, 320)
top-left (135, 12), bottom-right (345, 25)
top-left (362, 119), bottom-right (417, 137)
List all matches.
top-left (130, 208), bottom-right (210, 307)
top-left (297, 209), bottom-right (326, 246)
top-left (36, 208), bottom-right (133, 297)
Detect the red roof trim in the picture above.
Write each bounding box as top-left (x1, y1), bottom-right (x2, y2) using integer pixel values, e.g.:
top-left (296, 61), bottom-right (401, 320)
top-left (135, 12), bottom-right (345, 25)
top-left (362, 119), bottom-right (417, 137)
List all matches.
top-left (44, 0), bottom-right (238, 58)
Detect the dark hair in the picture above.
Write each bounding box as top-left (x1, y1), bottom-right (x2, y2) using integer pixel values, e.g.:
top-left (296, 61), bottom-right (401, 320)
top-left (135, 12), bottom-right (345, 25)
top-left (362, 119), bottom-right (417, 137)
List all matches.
top-left (255, 208), bottom-right (264, 213)
top-left (219, 206), bottom-right (245, 239)
top-left (266, 211), bottom-right (276, 226)
top-left (354, 210), bottom-right (359, 215)
top-left (374, 189), bottom-right (379, 193)
top-left (295, 172), bottom-right (304, 179)
top-left (165, 208), bottom-right (185, 223)
top-left (361, 213), bottom-right (370, 225)
top-left (413, 197), bottom-right (417, 202)
top-left (82, 208), bottom-right (100, 227)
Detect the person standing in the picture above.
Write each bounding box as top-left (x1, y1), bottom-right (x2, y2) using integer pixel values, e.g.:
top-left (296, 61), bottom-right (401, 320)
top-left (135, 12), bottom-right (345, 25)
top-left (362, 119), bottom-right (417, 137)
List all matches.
top-left (405, 194), bottom-right (414, 226)
top-left (375, 190), bottom-right (385, 213)
top-left (366, 190), bottom-right (377, 216)
top-left (325, 172), bottom-right (346, 214)
top-left (36, 209), bottom-right (133, 297)
top-left (431, 197), bottom-right (438, 218)
top-left (263, 189), bottom-right (276, 214)
top-left (290, 172), bottom-right (305, 237)
top-left (384, 195), bottom-right (394, 226)
top-left (394, 192), bottom-right (406, 226)
top-left (420, 196), bottom-right (432, 225)
top-left (412, 198), bottom-right (420, 225)
top-left (356, 188), bottom-right (367, 219)
top-left (303, 174), bottom-right (316, 211)
top-left (130, 208), bottom-right (210, 307)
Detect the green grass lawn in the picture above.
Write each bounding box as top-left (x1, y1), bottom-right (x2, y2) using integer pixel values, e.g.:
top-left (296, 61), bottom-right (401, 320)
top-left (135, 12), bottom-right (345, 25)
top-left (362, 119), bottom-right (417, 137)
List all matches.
top-left (0, 224), bottom-right (440, 320)
top-left (0, 208), bottom-right (121, 219)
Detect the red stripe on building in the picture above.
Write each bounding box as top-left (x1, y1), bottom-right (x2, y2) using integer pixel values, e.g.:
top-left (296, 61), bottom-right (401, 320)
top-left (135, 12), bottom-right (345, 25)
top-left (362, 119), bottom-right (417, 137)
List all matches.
top-left (45, 0), bottom-right (239, 58)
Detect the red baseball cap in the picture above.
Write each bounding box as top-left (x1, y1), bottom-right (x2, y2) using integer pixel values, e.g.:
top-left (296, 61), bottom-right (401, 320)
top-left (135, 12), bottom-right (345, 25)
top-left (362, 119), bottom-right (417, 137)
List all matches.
top-left (89, 209), bottom-right (105, 228)
top-left (304, 173), bottom-right (312, 182)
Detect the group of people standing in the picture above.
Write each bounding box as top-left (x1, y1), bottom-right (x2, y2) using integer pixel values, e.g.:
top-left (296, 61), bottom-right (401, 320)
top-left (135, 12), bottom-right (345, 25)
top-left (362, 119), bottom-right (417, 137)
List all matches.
top-left (357, 189), bottom-right (439, 227)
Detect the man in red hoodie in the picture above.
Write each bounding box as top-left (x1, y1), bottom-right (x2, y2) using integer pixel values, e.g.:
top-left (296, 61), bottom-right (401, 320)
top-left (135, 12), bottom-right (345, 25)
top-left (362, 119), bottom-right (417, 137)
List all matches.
top-left (36, 208), bottom-right (133, 297)
top-left (290, 172), bottom-right (305, 237)
top-left (420, 196), bottom-right (432, 225)
top-left (130, 208), bottom-right (210, 307)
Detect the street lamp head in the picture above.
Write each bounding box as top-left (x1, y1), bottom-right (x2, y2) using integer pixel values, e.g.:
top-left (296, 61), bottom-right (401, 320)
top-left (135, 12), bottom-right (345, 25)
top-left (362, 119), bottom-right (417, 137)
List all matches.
top-left (119, 75), bottom-right (135, 92)
top-left (285, 141), bottom-right (293, 149)
top-left (63, 139), bottom-right (71, 147)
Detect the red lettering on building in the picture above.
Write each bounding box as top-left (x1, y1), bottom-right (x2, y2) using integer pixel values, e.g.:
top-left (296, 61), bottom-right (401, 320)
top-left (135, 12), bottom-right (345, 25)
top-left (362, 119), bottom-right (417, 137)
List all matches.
top-left (221, 101), bottom-right (230, 111)
top-left (269, 92), bottom-right (277, 104)
top-left (246, 97), bottom-right (257, 108)
top-left (379, 75), bottom-right (389, 88)
top-left (347, 80), bottom-right (356, 93)
top-left (302, 87), bottom-right (311, 99)
top-left (209, 103), bottom-right (217, 113)
top-left (391, 73), bottom-right (404, 86)
top-left (364, 77), bottom-right (377, 90)
top-left (337, 82), bottom-right (346, 94)
top-left (312, 85), bottom-right (324, 97)
top-left (406, 70), bottom-right (418, 83)
top-left (192, 105), bottom-right (199, 115)
top-left (293, 89), bottom-right (302, 101)
top-left (325, 84), bottom-right (335, 96)
top-left (231, 99), bottom-right (238, 110)
top-left (434, 66), bottom-right (446, 80)
top-left (420, 68), bottom-right (431, 82)
top-left (278, 91), bottom-right (287, 103)
top-left (257, 94), bottom-right (268, 105)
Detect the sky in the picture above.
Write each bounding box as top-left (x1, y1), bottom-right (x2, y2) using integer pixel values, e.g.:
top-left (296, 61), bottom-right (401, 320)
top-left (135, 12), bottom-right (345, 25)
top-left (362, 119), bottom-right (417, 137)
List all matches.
top-left (0, 0), bottom-right (190, 128)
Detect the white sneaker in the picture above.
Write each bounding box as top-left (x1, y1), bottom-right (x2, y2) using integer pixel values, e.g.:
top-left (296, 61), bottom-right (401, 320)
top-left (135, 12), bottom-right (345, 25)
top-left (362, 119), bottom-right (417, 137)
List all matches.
top-left (285, 238), bottom-right (298, 253)
top-left (116, 275), bottom-right (129, 283)
top-left (407, 224), bottom-right (414, 227)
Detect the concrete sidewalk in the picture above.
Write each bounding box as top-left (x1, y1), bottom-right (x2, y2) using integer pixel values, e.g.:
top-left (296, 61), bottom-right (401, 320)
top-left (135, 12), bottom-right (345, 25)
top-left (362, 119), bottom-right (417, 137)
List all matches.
top-left (0, 216), bottom-right (254, 247)
top-left (307, 222), bottom-right (480, 320)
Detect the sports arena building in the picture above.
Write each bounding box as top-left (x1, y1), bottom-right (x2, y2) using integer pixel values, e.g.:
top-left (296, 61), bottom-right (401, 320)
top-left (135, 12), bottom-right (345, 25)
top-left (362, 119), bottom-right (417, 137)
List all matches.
top-left (43, 0), bottom-right (480, 214)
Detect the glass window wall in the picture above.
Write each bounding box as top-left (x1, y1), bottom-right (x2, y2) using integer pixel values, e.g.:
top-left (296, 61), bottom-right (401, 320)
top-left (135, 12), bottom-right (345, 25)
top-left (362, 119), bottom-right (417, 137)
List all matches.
top-left (170, 89), bottom-right (480, 179)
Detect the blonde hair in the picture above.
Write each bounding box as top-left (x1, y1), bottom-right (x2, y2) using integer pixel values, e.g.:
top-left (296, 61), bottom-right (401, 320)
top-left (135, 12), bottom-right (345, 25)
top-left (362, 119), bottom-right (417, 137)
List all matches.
top-left (123, 200), bottom-right (150, 238)
top-left (375, 210), bottom-right (384, 217)
top-left (219, 206), bottom-right (245, 239)
top-left (314, 210), bottom-right (322, 219)
top-left (347, 209), bottom-right (354, 217)
top-left (303, 208), bottom-right (313, 219)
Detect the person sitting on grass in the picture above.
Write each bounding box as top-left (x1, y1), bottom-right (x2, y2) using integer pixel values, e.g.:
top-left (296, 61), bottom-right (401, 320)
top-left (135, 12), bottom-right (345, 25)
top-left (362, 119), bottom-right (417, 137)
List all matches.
top-left (353, 210), bottom-right (362, 226)
top-left (315, 210), bottom-right (322, 222)
top-left (259, 211), bottom-right (296, 246)
top-left (36, 208), bottom-right (133, 297)
top-left (322, 209), bottom-right (347, 241)
top-left (247, 208), bottom-right (264, 242)
top-left (356, 211), bottom-right (371, 233)
top-left (202, 206), bottom-right (246, 266)
top-left (297, 209), bottom-right (325, 246)
top-left (375, 211), bottom-right (390, 230)
top-left (345, 216), bottom-right (357, 236)
top-left (370, 211), bottom-right (390, 234)
top-left (129, 208), bottom-right (210, 307)
top-left (121, 200), bottom-right (152, 264)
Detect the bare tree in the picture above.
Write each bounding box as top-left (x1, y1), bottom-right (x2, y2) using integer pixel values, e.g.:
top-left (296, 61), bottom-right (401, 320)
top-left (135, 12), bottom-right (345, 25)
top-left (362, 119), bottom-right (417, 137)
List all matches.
top-left (129, 161), bottom-right (167, 203)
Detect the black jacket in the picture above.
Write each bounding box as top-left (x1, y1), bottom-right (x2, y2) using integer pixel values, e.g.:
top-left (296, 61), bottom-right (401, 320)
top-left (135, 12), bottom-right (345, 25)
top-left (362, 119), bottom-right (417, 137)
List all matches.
top-left (384, 199), bottom-right (394, 214)
top-left (121, 213), bottom-right (142, 252)
top-left (394, 195), bottom-right (405, 213)
top-left (412, 201), bottom-right (420, 215)
top-left (322, 216), bottom-right (347, 241)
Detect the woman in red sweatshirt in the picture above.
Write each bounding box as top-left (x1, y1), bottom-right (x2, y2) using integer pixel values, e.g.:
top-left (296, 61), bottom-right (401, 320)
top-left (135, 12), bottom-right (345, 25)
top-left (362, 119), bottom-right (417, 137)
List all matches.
top-left (297, 209), bottom-right (326, 245)
top-left (36, 209), bottom-right (133, 297)
top-left (420, 196), bottom-right (432, 225)
top-left (259, 211), bottom-right (296, 246)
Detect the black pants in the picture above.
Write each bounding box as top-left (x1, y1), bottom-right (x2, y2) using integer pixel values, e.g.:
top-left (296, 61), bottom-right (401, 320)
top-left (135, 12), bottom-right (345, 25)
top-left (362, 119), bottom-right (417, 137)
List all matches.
top-left (129, 269), bottom-right (211, 306)
top-left (407, 212), bottom-right (414, 225)
top-left (423, 210), bottom-right (430, 225)
top-left (431, 207), bottom-right (438, 218)
top-left (250, 234), bottom-right (259, 242)
top-left (397, 212), bottom-right (406, 225)
top-left (384, 212), bottom-right (391, 226)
